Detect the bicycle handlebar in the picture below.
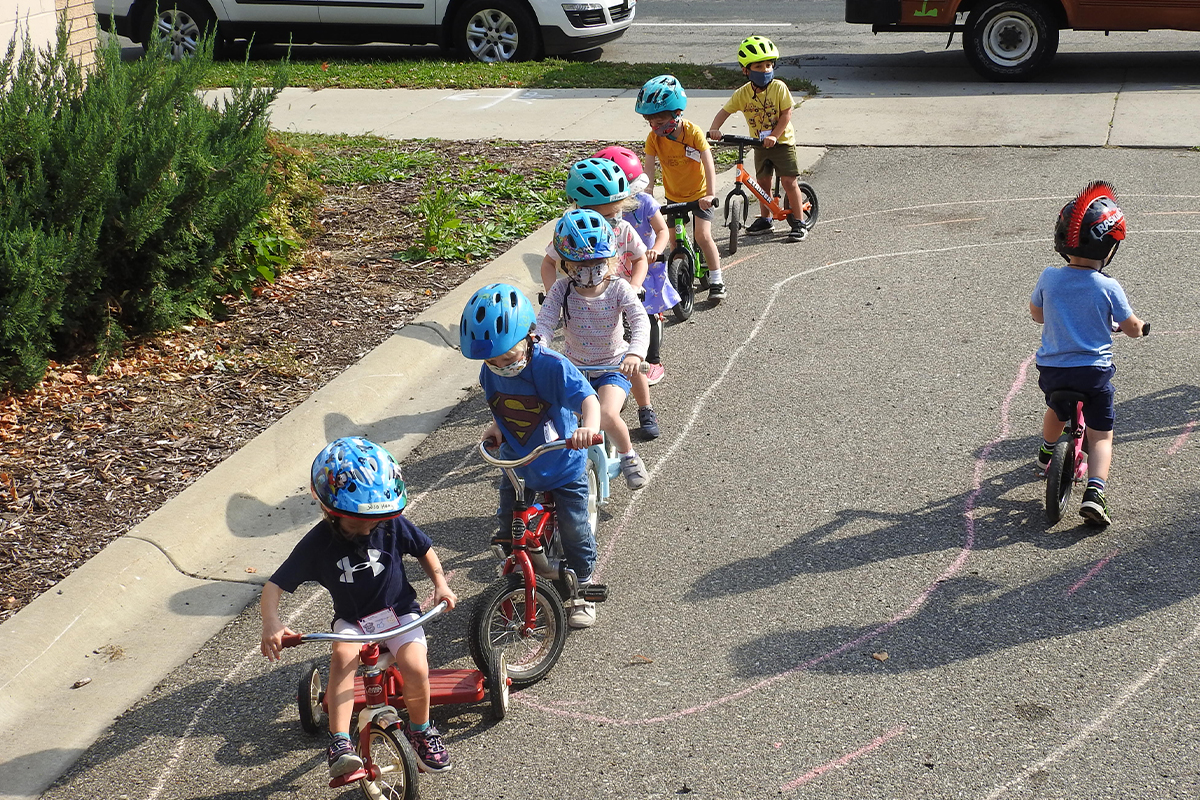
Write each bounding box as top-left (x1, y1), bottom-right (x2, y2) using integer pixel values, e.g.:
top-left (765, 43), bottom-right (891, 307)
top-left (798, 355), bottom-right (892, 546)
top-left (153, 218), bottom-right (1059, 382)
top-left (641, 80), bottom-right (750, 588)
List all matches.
top-left (280, 601), bottom-right (449, 649)
top-left (577, 362), bottom-right (651, 374)
top-left (477, 435), bottom-right (604, 468)
top-left (660, 197), bottom-right (719, 216)
top-left (1111, 321), bottom-right (1151, 336)
top-left (711, 133), bottom-right (761, 148)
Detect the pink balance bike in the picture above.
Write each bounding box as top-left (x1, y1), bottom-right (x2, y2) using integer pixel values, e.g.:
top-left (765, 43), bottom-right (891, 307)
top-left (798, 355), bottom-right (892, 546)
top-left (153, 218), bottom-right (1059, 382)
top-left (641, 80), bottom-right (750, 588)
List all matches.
top-left (1043, 320), bottom-right (1149, 524)
top-left (282, 601), bottom-right (508, 800)
top-left (470, 437), bottom-right (608, 689)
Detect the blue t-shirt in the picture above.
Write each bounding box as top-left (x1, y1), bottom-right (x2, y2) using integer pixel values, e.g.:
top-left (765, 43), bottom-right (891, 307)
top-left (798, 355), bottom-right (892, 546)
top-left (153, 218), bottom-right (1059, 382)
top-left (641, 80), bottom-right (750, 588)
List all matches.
top-left (479, 342), bottom-right (595, 491)
top-left (1031, 265), bottom-right (1133, 368)
top-left (269, 516), bottom-right (431, 623)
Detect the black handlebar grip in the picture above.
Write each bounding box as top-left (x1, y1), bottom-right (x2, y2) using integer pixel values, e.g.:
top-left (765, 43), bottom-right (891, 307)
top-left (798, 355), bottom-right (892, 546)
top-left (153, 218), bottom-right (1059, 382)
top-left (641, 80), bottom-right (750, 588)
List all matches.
top-left (1142, 322), bottom-right (1150, 336)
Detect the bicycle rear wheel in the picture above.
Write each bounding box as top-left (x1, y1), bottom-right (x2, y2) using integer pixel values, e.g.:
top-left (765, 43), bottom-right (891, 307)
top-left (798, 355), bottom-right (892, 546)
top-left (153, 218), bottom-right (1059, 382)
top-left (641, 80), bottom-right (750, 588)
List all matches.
top-left (796, 181), bottom-right (819, 229)
top-left (725, 192), bottom-right (747, 255)
top-left (668, 250), bottom-right (695, 322)
top-left (1044, 439), bottom-right (1074, 524)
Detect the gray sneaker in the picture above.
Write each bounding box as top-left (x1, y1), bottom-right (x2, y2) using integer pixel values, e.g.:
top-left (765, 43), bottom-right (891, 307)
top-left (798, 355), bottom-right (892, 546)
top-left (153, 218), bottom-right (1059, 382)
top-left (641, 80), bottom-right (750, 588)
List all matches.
top-left (619, 453), bottom-right (648, 490)
top-left (746, 217), bottom-right (774, 235)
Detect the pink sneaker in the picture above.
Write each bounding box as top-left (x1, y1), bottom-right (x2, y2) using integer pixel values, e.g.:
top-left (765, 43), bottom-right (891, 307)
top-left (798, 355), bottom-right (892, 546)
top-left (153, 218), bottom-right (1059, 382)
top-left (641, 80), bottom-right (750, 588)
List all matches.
top-left (645, 362), bottom-right (665, 386)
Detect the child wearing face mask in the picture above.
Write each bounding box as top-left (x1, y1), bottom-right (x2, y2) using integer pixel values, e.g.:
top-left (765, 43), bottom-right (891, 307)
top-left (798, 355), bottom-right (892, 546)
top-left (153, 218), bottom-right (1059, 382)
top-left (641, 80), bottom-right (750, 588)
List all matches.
top-left (459, 282), bottom-right (604, 628)
top-left (537, 208), bottom-right (650, 493)
top-left (708, 36), bottom-right (807, 243)
top-left (540, 158), bottom-right (661, 440)
top-left (635, 74), bottom-right (725, 301)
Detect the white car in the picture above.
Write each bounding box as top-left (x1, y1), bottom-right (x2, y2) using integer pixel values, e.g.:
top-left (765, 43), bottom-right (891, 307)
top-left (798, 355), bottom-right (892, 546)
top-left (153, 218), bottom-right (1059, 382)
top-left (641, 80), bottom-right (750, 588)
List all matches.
top-left (95, 0), bottom-right (635, 62)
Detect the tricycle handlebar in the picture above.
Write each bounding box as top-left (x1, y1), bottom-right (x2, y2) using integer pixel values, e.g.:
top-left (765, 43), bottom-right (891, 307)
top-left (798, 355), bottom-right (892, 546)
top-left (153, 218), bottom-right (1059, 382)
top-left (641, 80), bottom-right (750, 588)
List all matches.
top-left (477, 435), bottom-right (603, 468)
top-left (280, 601), bottom-right (448, 649)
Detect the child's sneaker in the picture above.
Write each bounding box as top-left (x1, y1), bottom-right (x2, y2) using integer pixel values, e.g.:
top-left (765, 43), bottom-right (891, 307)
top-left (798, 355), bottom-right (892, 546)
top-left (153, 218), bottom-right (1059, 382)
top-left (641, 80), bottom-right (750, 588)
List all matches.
top-left (1080, 487), bottom-right (1111, 527)
top-left (404, 723), bottom-right (452, 773)
top-left (746, 217), bottom-right (774, 235)
top-left (786, 218), bottom-right (807, 243)
top-left (327, 736), bottom-right (364, 779)
top-left (645, 362), bottom-right (666, 386)
top-left (708, 283), bottom-right (727, 301)
top-left (1034, 448), bottom-right (1053, 477)
top-left (566, 598), bottom-right (597, 628)
top-left (637, 406), bottom-right (660, 440)
top-left (620, 453), bottom-right (648, 489)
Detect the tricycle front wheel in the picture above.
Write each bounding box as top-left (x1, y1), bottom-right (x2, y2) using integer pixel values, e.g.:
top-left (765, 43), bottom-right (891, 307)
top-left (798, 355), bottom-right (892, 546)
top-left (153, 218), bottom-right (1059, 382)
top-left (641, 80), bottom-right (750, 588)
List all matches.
top-left (469, 575), bottom-right (567, 689)
top-left (360, 722), bottom-right (419, 800)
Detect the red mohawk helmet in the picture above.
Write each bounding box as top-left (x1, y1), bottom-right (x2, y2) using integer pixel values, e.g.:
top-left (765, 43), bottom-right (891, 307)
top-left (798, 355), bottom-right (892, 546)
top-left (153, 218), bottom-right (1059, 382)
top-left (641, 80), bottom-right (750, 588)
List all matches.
top-left (1053, 181), bottom-right (1127, 264)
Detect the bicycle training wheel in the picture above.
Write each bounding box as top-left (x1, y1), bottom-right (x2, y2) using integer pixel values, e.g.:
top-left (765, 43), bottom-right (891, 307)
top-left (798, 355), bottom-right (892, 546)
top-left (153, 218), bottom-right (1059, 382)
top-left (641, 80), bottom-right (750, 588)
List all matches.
top-left (297, 663), bottom-right (325, 734)
top-left (668, 250), bottom-right (695, 322)
top-left (796, 181), bottom-right (819, 229)
top-left (360, 722), bottom-right (419, 800)
top-left (468, 575), bottom-right (567, 688)
top-left (1044, 439), bottom-right (1074, 524)
top-left (725, 192), bottom-right (747, 255)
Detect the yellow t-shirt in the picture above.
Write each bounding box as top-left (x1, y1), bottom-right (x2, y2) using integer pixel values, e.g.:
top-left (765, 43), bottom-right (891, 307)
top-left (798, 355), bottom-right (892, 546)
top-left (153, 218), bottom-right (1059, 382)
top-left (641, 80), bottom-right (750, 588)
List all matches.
top-left (644, 119), bottom-right (710, 203)
top-left (722, 80), bottom-right (796, 146)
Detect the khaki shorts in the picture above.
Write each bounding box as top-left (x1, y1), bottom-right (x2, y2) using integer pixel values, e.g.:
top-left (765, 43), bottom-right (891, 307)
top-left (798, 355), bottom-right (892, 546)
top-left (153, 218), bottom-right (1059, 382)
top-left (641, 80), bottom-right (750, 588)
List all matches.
top-left (753, 142), bottom-right (800, 180)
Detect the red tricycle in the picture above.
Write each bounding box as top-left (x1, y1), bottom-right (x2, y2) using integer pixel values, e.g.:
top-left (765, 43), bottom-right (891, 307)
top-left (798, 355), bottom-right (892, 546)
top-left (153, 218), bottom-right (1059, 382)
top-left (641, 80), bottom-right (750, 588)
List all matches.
top-left (282, 601), bottom-right (508, 800)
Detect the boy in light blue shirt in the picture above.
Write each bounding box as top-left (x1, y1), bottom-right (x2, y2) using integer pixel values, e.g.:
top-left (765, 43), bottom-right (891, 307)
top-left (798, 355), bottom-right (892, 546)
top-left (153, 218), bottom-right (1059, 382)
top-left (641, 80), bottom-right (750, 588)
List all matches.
top-left (1031, 181), bottom-right (1145, 526)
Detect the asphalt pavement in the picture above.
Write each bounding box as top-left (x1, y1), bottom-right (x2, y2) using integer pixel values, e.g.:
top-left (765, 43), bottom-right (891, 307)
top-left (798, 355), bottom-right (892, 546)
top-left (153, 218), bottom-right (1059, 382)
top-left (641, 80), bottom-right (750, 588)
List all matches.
top-left (4, 67), bottom-right (1200, 800)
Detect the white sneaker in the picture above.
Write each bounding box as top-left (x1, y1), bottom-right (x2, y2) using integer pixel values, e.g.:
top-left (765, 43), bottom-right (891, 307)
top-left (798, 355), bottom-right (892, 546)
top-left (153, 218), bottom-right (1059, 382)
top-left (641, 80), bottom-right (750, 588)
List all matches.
top-left (566, 599), bottom-right (596, 629)
top-left (620, 453), bottom-right (648, 490)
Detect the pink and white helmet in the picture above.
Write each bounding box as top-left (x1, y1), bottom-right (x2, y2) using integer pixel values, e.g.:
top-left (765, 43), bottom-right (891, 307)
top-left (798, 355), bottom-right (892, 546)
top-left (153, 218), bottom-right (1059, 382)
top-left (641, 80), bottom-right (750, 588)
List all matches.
top-left (594, 145), bottom-right (649, 194)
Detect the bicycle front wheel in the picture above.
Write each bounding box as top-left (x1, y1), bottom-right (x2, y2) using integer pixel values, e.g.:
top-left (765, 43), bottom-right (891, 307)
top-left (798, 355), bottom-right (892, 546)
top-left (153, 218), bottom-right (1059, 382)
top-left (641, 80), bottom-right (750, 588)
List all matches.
top-left (360, 722), bottom-right (419, 800)
top-left (1044, 440), bottom-right (1074, 524)
top-left (668, 250), bottom-right (695, 322)
top-left (725, 192), bottom-right (747, 255)
top-left (469, 575), bottom-right (567, 688)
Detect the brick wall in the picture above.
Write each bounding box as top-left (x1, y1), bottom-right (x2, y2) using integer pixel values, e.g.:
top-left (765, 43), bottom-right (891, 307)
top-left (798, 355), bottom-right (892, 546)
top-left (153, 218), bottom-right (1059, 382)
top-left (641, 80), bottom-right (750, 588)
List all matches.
top-left (0, 0), bottom-right (98, 70)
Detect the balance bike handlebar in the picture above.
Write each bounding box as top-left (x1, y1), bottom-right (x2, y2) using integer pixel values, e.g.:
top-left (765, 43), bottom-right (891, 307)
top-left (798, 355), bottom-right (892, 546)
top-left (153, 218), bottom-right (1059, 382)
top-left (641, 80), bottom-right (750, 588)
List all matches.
top-left (1111, 321), bottom-right (1150, 336)
top-left (280, 601), bottom-right (449, 649)
top-left (710, 133), bottom-right (761, 148)
top-left (660, 197), bottom-right (719, 217)
top-left (478, 435), bottom-right (604, 469)
top-left (577, 362), bottom-right (651, 375)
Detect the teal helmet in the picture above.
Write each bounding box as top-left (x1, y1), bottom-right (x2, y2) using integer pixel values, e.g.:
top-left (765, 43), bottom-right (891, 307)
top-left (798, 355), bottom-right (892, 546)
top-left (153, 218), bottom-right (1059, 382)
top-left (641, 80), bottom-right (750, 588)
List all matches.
top-left (635, 75), bottom-right (687, 115)
top-left (553, 208), bottom-right (617, 262)
top-left (566, 158), bottom-right (630, 205)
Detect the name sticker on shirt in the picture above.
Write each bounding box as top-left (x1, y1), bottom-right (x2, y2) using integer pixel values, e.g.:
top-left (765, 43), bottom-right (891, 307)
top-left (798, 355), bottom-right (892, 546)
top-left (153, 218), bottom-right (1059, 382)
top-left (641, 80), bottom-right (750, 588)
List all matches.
top-left (684, 146), bottom-right (701, 162)
top-left (359, 607), bottom-right (400, 635)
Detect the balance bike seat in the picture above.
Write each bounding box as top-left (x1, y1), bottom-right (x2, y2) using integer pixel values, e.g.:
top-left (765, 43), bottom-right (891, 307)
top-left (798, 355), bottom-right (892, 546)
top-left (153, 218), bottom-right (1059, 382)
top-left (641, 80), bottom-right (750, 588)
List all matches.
top-left (429, 668), bottom-right (487, 706)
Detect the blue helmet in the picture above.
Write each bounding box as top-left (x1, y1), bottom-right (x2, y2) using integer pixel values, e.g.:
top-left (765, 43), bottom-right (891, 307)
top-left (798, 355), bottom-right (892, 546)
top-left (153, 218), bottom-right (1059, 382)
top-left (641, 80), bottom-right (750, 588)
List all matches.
top-left (554, 208), bottom-right (616, 262)
top-left (459, 283), bottom-right (536, 360)
top-left (635, 75), bottom-right (687, 115)
top-left (566, 158), bottom-right (630, 205)
top-left (311, 437), bottom-right (407, 520)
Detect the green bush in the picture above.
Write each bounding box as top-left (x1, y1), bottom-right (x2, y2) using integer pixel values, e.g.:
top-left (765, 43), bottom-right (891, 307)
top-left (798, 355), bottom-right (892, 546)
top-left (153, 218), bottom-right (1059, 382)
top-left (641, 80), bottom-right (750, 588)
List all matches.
top-left (0, 17), bottom-right (289, 389)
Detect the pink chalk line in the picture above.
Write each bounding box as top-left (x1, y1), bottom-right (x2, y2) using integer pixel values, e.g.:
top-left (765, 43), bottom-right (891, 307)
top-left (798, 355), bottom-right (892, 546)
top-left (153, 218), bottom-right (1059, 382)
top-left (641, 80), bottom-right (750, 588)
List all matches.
top-left (514, 353), bottom-right (1038, 726)
top-left (1064, 551), bottom-right (1119, 598)
top-left (781, 726), bottom-right (907, 792)
top-left (1167, 420), bottom-right (1195, 455)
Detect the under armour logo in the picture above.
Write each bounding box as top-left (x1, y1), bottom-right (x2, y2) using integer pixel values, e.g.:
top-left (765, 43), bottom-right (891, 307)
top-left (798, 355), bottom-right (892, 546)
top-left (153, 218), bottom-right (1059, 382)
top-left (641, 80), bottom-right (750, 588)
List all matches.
top-left (337, 550), bottom-right (384, 583)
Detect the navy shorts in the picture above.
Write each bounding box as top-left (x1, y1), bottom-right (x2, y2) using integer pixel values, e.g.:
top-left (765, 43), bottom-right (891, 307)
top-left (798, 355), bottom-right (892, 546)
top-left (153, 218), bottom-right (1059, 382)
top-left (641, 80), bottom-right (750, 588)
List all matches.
top-left (1036, 364), bottom-right (1116, 432)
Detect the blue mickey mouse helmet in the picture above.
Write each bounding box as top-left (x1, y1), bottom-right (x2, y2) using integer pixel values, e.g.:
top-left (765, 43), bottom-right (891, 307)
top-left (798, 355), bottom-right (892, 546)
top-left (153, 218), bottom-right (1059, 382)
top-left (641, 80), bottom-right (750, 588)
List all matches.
top-left (311, 437), bottom-right (407, 519)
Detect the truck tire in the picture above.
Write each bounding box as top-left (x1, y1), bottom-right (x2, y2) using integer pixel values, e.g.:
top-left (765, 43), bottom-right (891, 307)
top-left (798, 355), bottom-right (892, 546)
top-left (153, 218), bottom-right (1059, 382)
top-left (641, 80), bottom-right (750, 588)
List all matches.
top-left (964, 0), bottom-right (1058, 81)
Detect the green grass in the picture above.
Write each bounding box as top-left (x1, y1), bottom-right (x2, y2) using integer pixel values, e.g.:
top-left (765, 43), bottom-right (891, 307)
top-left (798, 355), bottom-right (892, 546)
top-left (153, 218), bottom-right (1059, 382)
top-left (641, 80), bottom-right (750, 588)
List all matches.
top-left (203, 56), bottom-right (818, 95)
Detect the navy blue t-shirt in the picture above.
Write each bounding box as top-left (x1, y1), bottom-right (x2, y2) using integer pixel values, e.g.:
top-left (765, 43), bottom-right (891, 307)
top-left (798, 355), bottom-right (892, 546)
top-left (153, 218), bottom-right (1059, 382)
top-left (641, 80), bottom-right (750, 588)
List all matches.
top-left (269, 516), bottom-right (431, 624)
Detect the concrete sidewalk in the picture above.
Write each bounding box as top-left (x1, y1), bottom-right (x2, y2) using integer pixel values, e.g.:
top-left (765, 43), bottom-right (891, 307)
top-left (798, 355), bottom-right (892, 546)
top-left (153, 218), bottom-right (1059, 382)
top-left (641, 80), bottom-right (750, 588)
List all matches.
top-left (2, 68), bottom-right (1195, 800)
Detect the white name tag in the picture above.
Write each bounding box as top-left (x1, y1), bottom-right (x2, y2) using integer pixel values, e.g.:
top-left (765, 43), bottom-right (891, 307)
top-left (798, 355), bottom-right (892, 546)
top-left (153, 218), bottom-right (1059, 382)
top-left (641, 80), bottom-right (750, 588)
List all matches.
top-left (685, 146), bottom-right (701, 162)
top-left (358, 607), bottom-right (400, 634)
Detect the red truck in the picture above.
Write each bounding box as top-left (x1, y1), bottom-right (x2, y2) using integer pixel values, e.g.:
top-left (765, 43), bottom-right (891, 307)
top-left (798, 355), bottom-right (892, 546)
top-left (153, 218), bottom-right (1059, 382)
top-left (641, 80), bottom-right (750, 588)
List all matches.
top-left (846, 0), bottom-right (1200, 80)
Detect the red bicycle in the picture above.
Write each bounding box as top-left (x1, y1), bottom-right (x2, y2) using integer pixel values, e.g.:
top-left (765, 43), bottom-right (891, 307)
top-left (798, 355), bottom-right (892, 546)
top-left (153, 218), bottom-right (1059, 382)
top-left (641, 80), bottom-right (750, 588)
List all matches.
top-left (469, 438), bottom-right (608, 689)
top-left (282, 602), bottom-right (507, 800)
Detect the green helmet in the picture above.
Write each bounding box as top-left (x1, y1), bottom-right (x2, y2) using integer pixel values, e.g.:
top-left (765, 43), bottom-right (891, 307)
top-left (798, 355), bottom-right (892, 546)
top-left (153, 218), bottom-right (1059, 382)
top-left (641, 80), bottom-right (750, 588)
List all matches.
top-left (738, 35), bottom-right (779, 68)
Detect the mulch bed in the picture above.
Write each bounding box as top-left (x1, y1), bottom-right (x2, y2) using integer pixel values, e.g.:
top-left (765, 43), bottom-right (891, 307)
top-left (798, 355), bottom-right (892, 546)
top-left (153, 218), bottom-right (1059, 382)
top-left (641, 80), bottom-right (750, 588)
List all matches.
top-left (0, 139), bottom-right (587, 623)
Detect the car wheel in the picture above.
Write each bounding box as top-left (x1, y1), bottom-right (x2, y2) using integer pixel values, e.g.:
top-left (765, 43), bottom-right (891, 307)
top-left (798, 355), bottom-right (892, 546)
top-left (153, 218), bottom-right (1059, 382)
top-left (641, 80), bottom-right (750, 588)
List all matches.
top-left (964, 0), bottom-right (1058, 81)
top-left (140, 0), bottom-right (219, 60)
top-left (455, 0), bottom-right (541, 63)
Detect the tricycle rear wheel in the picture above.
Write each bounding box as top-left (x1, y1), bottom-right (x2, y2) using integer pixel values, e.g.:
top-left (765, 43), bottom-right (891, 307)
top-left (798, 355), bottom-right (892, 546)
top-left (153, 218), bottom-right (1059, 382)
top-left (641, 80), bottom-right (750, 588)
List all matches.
top-left (297, 663), bottom-right (324, 734)
top-left (487, 648), bottom-right (510, 720)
